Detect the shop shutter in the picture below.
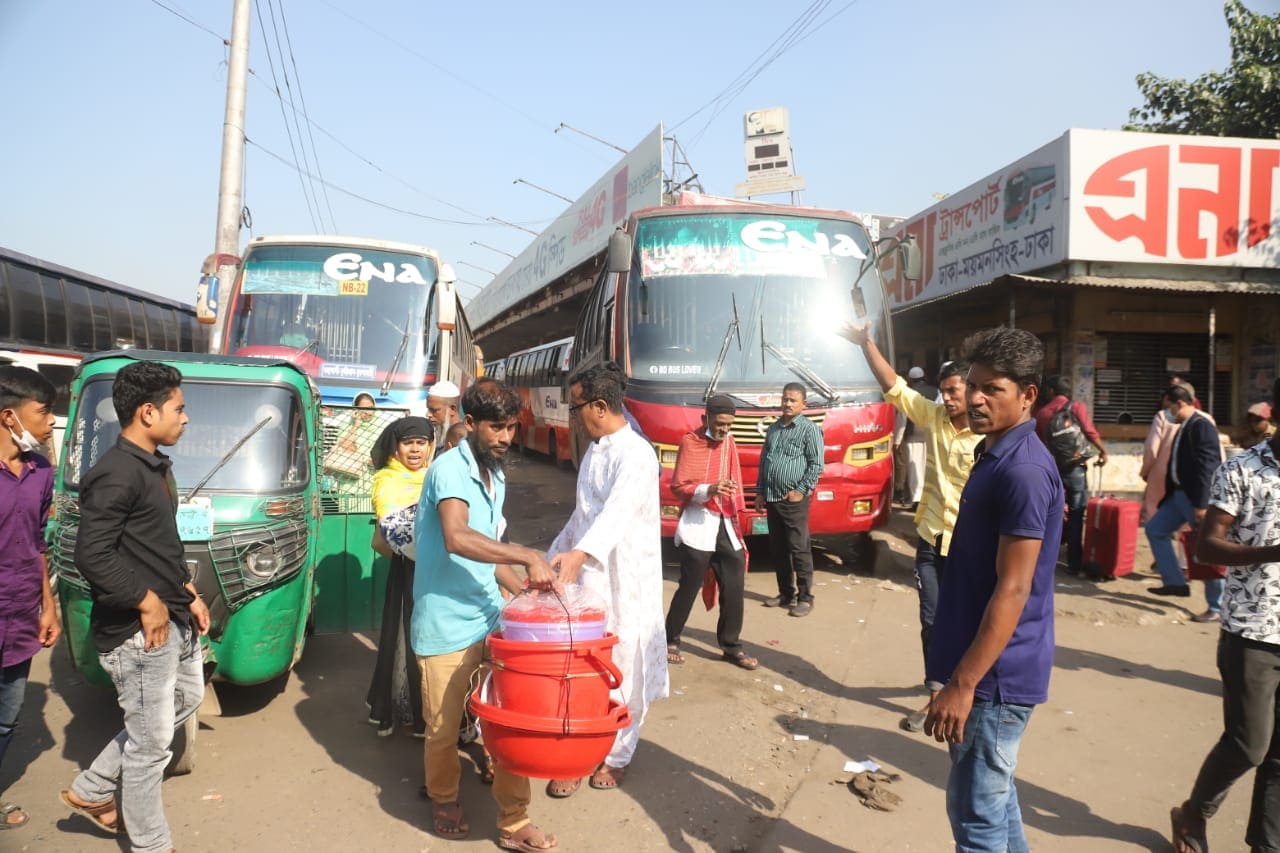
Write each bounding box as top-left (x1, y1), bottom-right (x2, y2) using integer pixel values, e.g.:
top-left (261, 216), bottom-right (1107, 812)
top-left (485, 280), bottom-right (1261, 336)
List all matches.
top-left (1092, 331), bottom-right (1232, 426)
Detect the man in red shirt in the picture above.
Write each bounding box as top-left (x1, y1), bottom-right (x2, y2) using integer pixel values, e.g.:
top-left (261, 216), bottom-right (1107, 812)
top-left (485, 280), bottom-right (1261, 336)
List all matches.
top-left (1035, 376), bottom-right (1108, 576)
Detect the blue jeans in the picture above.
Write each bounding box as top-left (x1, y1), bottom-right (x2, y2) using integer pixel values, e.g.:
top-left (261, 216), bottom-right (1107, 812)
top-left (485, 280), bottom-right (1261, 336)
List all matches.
top-left (914, 536), bottom-right (947, 688)
top-left (1062, 466), bottom-right (1088, 574)
top-left (0, 658), bottom-right (33, 776)
top-left (947, 699), bottom-right (1034, 852)
top-left (72, 624), bottom-right (204, 853)
top-left (1147, 491), bottom-right (1224, 610)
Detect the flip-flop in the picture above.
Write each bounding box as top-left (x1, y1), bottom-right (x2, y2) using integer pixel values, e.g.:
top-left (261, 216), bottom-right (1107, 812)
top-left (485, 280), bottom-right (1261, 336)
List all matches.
top-left (544, 778), bottom-right (582, 798)
top-left (431, 801), bottom-right (469, 839)
top-left (589, 763), bottom-right (626, 790)
top-left (498, 823), bottom-right (558, 852)
top-left (721, 650), bottom-right (759, 670)
top-left (666, 644), bottom-right (685, 665)
top-left (58, 790), bottom-right (120, 835)
top-left (0, 802), bottom-right (29, 830)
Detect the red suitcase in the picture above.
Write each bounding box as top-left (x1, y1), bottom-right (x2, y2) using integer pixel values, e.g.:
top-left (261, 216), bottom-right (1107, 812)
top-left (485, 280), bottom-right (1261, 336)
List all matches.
top-left (1081, 496), bottom-right (1140, 579)
top-left (1180, 530), bottom-right (1227, 581)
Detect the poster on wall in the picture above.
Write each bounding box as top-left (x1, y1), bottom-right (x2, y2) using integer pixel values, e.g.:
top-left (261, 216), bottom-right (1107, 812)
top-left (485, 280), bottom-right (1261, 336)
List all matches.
top-left (1247, 338), bottom-right (1276, 403)
top-left (882, 134), bottom-right (1069, 311)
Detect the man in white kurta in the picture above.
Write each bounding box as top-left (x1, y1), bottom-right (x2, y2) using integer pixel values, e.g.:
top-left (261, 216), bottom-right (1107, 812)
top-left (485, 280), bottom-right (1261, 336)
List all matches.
top-left (546, 365), bottom-right (669, 793)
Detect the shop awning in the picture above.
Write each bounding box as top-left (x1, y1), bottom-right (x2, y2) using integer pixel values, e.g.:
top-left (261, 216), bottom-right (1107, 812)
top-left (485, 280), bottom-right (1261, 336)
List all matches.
top-left (1007, 273), bottom-right (1280, 295)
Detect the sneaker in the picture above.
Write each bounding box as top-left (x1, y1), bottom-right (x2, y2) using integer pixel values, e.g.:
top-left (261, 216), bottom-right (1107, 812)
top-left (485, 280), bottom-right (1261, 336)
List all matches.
top-left (763, 595), bottom-right (794, 608)
top-left (376, 724), bottom-right (394, 738)
top-left (788, 601), bottom-right (813, 618)
top-left (1190, 610), bottom-right (1220, 623)
top-left (1150, 585), bottom-right (1192, 598)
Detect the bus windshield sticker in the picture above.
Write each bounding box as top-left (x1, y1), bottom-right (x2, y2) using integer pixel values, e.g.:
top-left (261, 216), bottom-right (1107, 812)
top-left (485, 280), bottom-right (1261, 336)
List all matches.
top-left (637, 213), bottom-right (867, 280)
top-left (319, 363), bottom-right (378, 381)
top-left (648, 364), bottom-right (704, 376)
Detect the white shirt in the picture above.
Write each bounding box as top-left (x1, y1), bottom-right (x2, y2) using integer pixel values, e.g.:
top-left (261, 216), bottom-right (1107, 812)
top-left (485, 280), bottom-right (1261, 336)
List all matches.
top-left (548, 424), bottom-right (670, 710)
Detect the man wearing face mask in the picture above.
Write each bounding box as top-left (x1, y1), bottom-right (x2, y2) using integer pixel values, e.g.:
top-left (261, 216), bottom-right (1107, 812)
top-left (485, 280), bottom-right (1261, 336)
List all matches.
top-left (0, 366), bottom-right (61, 833)
top-left (663, 394), bottom-right (757, 671)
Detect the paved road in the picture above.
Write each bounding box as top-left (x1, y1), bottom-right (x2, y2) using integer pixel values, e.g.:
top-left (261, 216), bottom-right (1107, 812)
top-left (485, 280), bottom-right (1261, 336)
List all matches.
top-left (3, 453), bottom-right (1245, 851)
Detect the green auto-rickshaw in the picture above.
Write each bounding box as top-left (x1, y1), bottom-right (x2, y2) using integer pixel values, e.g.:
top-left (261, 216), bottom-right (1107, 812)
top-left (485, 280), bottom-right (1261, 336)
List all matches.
top-left (49, 351), bottom-right (334, 770)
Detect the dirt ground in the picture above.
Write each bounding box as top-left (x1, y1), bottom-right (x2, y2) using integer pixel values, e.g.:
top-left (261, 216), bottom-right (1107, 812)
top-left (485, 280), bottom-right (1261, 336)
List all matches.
top-left (2, 454), bottom-right (1247, 852)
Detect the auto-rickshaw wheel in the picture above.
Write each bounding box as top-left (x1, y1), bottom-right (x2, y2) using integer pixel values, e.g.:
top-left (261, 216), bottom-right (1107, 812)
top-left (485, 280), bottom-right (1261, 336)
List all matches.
top-left (166, 713), bottom-right (198, 776)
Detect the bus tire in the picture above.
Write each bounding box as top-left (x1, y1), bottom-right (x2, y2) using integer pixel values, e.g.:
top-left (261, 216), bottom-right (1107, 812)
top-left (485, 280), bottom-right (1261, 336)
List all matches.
top-left (166, 712), bottom-right (198, 776)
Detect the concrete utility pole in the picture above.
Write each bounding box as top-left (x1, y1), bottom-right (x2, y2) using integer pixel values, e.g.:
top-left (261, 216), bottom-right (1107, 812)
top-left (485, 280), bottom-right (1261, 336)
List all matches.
top-left (208, 0), bottom-right (252, 352)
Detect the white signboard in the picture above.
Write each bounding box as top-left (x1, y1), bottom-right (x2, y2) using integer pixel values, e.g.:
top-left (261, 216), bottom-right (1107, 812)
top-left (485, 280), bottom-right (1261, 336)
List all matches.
top-left (1068, 128), bottom-right (1280, 267)
top-left (882, 134), bottom-right (1068, 311)
top-left (468, 125), bottom-right (665, 328)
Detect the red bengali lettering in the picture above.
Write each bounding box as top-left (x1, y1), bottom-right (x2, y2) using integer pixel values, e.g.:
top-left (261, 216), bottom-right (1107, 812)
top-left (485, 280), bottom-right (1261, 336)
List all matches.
top-left (1177, 145), bottom-right (1241, 259)
top-left (1248, 148), bottom-right (1280, 249)
top-left (1084, 145), bottom-right (1170, 256)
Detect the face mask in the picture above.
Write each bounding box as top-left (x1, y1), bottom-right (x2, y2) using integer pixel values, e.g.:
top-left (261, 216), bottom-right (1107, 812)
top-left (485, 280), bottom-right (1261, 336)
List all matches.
top-left (3, 411), bottom-right (41, 453)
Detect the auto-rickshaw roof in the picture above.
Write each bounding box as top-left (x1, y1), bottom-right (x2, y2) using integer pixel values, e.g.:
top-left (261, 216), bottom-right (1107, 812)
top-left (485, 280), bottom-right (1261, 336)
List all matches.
top-left (78, 350), bottom-right (313, 389)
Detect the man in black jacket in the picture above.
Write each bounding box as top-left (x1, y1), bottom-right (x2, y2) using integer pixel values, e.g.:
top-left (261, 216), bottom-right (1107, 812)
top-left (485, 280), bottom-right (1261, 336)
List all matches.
top-left (60, 361), bottom-right (210, 853)
top-left (1147, 384), bottom-right (1225, 607)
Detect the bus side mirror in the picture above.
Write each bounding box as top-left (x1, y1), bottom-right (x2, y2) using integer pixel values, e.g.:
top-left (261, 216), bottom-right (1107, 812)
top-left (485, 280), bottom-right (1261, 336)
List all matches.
top-left (439, 263), bottom-right (458, 286)
top-left (607, 230), bottom-right (632, 274)
top-left (899, 235), bottom-right (922, 281)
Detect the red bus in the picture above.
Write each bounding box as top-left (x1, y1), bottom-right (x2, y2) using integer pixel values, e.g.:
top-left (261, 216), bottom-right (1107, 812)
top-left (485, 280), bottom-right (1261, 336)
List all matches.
top-left (568, 199), bottom-right (907, 552)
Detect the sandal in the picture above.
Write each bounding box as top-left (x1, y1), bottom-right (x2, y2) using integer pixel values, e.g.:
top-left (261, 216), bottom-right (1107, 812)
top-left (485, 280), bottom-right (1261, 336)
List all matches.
top-left (589, 763), bottom-right (626, 790)
top-left (721, 649), bottom-right (759, 670)
top-left (431, 801), bottom-right (469, 839)
top-left (481, 753), bottom-right (496, 785)
top-left (666, 644), bottom-right (685, 665)
top-left (0, 802), bottom-right (29, 830)
top-left (59, 790), bottom-right (120, 835)
top-left (544, 778), bottom-right (581, 798)
top-left (1170, 803), bottom-right (1208, 853)
top-left (498, 823), bottom-right (558, 851)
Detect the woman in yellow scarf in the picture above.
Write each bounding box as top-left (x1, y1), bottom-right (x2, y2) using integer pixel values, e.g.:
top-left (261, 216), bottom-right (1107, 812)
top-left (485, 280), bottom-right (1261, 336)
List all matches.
top-left (366, 416), bottom-right (433, 738)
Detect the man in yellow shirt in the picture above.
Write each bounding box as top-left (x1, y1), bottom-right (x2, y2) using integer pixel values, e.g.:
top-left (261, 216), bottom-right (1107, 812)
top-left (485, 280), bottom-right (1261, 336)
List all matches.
top-left (841, 322), bottom-right (982, 732)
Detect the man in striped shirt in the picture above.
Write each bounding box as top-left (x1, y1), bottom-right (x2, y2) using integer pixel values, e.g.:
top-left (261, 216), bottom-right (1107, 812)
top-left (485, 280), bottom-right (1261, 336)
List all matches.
top-left (754, 382), bottom-right (824, 617)
top-left (842, 322), bottom-right (981, 733)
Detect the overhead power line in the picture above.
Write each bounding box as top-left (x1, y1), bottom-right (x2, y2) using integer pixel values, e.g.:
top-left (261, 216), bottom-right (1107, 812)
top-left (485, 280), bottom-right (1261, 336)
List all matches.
top-left (274, 0), bottom-right (338, 231)
top-left (144, 0), bottom-right (227, 42)
top-left (253, 0), bottom-right (321, 231)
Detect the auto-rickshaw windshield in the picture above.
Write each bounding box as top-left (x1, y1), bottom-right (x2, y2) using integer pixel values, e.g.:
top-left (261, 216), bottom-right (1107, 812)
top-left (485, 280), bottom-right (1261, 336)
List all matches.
top-left (63, 379), bottom-right (310, 493)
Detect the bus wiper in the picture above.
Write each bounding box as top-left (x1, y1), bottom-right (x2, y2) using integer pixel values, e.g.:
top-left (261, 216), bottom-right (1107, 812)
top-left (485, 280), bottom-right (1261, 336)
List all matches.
top-left (185, 416), bottom-right (273, 501)
top-left (380, 309), bottom-right (414, 398)
top-left (293, 338), bottom-right (320, 360)
top-left (703, 293), bottom-right (742, 400)
top-left (759, 316), bottom-right (838, 403)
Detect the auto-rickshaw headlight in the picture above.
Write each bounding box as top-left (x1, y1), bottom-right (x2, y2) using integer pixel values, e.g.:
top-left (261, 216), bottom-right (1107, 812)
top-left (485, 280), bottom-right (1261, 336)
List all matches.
top-left (245, 545), bottom-right (283, 580)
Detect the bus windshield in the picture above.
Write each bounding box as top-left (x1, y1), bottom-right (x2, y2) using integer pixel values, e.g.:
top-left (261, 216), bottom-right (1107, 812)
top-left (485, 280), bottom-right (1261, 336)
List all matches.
top-left (229, 244), bottom-right (436, 388)
top-left (64, 379), bottom-right (310, 494)
top-left (627, 212), bottom-right (887, 398)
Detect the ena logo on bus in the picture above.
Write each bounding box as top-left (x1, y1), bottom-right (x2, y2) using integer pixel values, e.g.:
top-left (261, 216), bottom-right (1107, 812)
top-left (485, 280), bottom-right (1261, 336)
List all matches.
top-left (323, 252), bottom-right (428, 285)
top-left (740, 221), bottom-right (866, 259)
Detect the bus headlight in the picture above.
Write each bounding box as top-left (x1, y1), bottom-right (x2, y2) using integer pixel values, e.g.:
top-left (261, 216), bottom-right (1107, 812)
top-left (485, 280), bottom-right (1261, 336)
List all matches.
top-left (843, 438), bottom-right (891, 467)
top-left (850, 499), bottom-right (874, 515)
top-left (651, 443), bottom-right (679, 468)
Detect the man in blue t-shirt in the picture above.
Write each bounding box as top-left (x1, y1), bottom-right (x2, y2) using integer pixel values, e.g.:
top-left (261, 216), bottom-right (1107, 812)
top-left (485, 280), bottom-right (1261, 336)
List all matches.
top-left (923, 328), bottom-right (1064, 852)
top-left (411, 378), bottom-right (559, 852)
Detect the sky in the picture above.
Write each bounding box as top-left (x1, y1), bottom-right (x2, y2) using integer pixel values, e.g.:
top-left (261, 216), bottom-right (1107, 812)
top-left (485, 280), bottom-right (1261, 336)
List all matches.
top-left (2, 0), bottom-right (1276, 310)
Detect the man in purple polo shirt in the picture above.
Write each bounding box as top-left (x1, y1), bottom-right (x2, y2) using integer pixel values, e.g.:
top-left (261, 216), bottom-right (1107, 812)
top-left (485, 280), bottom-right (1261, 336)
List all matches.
top-left (923, 328), bottom-right (1063, 851)
top-left (0, 366), bottom-right (61, 832)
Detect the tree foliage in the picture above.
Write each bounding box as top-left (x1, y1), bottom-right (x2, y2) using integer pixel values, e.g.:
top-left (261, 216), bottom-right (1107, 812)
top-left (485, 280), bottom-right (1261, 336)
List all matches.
top-left (1126, 0), bottom-right (1280, 138)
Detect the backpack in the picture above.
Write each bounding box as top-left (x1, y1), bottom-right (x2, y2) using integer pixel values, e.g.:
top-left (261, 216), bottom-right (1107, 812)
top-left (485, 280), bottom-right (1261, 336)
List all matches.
top-left (1046, 404), bottom-right (1093, 470)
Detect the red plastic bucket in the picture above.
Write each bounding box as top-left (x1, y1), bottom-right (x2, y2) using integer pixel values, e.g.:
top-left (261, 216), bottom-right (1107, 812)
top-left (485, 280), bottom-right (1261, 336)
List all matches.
top-left (489, 632), bottom-right (622, 720)
top-left (469, 677), bottom-right (631, 779)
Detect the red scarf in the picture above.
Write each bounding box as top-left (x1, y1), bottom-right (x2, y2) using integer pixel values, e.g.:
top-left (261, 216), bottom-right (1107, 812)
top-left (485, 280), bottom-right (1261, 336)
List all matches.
top-left (671, 429), bottom-right (748, 609)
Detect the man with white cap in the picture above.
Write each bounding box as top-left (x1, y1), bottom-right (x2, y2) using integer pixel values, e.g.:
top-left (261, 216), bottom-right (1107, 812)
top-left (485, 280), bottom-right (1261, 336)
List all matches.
top-left (902, 367), bottom-right (937, 510)
top-left (427, 381), bottom-right (460, 457)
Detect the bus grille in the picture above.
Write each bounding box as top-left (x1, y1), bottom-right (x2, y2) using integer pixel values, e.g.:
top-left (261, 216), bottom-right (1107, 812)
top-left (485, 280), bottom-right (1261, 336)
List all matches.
top-left (729, 412), bottom-right (826, 446)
